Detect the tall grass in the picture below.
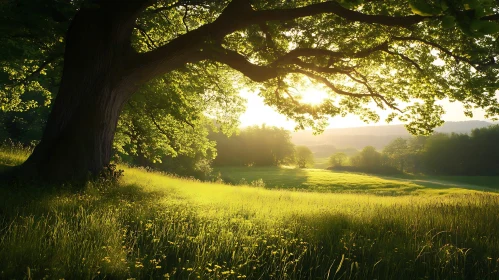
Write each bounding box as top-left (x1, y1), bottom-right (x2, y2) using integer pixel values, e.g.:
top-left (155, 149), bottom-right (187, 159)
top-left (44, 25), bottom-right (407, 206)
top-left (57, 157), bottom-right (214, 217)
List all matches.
top-left (1, 153), bottom-right (499, 279)
top-left (0, 139), bottom-right (33, 167)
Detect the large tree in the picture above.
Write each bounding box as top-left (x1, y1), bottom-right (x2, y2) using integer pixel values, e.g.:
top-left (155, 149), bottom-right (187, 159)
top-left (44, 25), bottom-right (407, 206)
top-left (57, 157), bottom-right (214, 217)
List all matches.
top-left (295, 145), bottom-right (314, 168)
top-left (1, 0), bottom-right (499, 181)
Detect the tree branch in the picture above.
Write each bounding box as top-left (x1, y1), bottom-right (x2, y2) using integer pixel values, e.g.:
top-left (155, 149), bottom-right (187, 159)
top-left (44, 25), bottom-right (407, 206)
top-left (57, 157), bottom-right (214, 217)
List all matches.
top-left (149, 0), bottom-right (212, 13)
top-left (208, 44), bottom-right (368, 80)
top-left (391, 36), bottom-right (497, 70)
top-left (480, 13), bottom-right (499, 21)
top-left (209, 41), bottom-right (390, 82)
top-left (149, 109), bottom-right (194, 135)
top-left (295, 68), bottom-right (401, 112)
top-left (259, 23), bottom-right (279, 55)
top-left (208, 47), bottom-right (279, 82)
top-left (383, 49), bottom-right (423, 72)
top-left (253, 1), bottom-right (429, 28)
top-left (182, 4), bottom-right (190, 32)
top-left (6, 54), bottom-right (62, 87)
top-left (273, 42), bottom-right (389, 66)
top-left (293, 69), bottom-right (366, 97)
top-left (130, 0), bottom-right (430, 83)
top-left (346, 70), bottom-right (402, 112)
top-left (24, 55), bottom-right (60, 83)
top-left (208, 45), bottom-right (402, 112)
top-left (135, 25), bottom-right (158, 50)
top-left (392, 36), bottom-right (469, 62)
top-left (292, 59), bottom-right (354, 74)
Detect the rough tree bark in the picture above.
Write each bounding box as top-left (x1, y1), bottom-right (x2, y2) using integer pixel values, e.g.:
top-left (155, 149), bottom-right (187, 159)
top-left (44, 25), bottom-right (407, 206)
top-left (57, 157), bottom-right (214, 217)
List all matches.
top-left (20, 1), bottom-right (147, 181)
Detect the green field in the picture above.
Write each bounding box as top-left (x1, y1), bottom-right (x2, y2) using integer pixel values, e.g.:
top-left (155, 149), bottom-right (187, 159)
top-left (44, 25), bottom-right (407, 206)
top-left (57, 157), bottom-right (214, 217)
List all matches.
top-left (313, 157), bottom-right (331, 169)
top-left (2, 150), bottom-right (499, 279)
top-left (216, 166), bottom-right (499, 196)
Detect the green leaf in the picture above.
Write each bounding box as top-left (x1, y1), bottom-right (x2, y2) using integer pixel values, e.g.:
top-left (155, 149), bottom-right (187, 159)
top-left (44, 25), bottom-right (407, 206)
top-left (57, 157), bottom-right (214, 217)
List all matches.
top-left (470, 20), bottom-right (499, 34)
top-left (409, 0), bottom-right (439, 16)
top-left (477, 21), bottom-right (499, 34)
top-left (338, 0), bottom-right (362, 9)
top-left (441, 15), bottom-right (455, 29)
top-left (439, 1), bottom-right (449, 11)
top-left (470, 19), bottom-right (482, 31)
top-left (463, 0), bottom-right (480, 10)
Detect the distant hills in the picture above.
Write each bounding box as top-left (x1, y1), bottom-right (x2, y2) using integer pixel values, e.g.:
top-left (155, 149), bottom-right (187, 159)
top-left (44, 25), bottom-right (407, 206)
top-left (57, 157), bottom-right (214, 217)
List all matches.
top-left (291, 120), bottom-right (495, 157)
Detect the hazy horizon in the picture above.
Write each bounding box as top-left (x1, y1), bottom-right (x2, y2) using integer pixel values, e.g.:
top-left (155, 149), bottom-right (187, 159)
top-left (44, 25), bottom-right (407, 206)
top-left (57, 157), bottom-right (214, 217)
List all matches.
top-left (239, 90), bottom-right (494, 130)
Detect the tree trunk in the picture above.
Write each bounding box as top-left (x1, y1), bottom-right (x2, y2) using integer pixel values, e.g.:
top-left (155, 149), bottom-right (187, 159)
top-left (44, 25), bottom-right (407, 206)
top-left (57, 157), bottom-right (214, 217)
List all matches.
top-left (12, 0), bottom-right (243, 183)
top-left (19, 2), bottom-right (145, 182)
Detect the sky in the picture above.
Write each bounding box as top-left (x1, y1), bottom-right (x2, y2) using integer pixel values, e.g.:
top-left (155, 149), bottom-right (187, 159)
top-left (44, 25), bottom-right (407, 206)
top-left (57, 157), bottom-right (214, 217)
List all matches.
top-left (238, 90), bottom-right (490, 130)
top-left (238, 53), bottom-right (497, 130)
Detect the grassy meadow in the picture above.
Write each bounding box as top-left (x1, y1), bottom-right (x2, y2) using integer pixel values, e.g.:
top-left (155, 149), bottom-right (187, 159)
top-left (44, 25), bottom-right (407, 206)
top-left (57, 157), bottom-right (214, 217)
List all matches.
top-left (1, 149), bottom-right (499, 279)
top-left (313, 157), bottom-right (331, 169)
top-left (215, 166), bottom-right (499, 196)
top-left (0, 142), bottom-right (32, 170)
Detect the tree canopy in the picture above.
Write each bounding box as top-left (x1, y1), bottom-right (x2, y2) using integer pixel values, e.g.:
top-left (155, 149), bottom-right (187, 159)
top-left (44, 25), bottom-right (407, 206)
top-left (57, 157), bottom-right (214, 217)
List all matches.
top-left (1, 0), bottom-right (499, 180)
top-left (113, 62), bottom-right (244, 172)
top-left (3, 0), bottom-right (499, 130)
top-left (295, 145), bottom-right (314, 168)
top-left (329, 152), bottom-right (348, 167)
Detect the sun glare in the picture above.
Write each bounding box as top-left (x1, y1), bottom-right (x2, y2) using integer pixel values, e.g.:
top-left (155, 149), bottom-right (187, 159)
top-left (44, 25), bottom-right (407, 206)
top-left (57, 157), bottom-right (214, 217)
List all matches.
top-left (239, 89), bottom-right (369, 130)
top-left (239, 86), bottom-right (489, 131)
top-left (298, 88), bottom-right (329, 105)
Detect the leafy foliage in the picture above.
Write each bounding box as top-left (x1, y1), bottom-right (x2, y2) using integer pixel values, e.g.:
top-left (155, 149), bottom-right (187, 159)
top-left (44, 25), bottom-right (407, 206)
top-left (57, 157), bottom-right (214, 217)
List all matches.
top-left (368, 125), bottom-right (499, 175)
top-left (421, 126), bottom-right (499, 175)
top-left (383, 138), bottom-right (411, 172)
top-left (114, 62), bottom-right (245, 177)
top-left (0, 105), bottom-right (49, 146)
top-left (329, 152), bottom-right (348, 167)
top-left (295, 145), bottom-right (314, 168)
top-left (0, 0), bottom-right (72, 112)
top-left (211, 125), bottom-right (296, 166)
top-left (2, 0), bottom-right (499, 137)
top-left (350, 146), bottom-right (382, 169)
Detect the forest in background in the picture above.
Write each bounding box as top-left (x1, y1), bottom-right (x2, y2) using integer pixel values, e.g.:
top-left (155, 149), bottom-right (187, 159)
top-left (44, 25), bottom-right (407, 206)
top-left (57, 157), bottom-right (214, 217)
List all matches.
top-left (332, 125), bottom-right (499, 176)
top-left (292, 120), bottom-right (496, 156)
top-left (2, 107), bottom-right (498, 178)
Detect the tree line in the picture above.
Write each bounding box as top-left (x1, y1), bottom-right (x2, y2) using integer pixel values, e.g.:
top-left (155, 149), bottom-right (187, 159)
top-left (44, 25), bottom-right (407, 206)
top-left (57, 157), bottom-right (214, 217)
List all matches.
top-left (210, 125), bottom-right (314, 168)
top-left (1, 113), bottom-right (314, 178)
top-left (329, 125), bottom-right (499, 176)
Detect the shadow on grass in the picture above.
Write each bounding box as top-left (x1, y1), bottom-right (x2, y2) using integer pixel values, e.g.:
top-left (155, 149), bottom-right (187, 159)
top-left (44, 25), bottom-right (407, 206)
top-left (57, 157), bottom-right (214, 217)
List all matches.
top-left (0, 175), bottom-right (168, 222)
